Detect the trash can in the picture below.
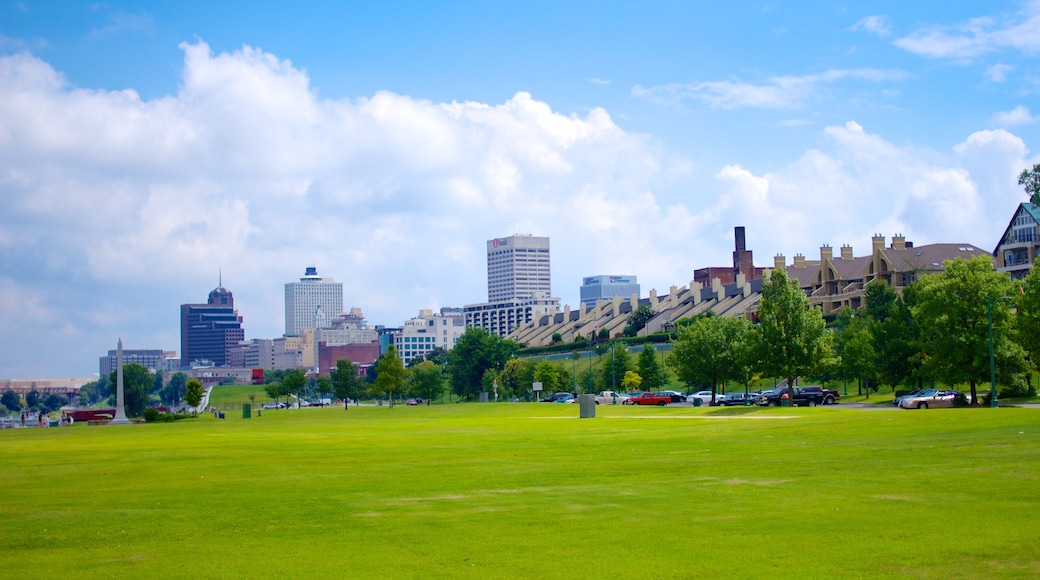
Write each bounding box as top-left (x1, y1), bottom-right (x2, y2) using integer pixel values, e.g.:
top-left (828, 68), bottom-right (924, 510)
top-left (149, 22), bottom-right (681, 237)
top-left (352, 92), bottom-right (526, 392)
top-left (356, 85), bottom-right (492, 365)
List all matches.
top-left (242, 403), bottom-right (251, 419)
top-left (579, 394), bottom-right (596, 418)
top-left (218, 411), bottom-right (225, 419)
top-left (780, 399), bottom-right (790, 407)
top-left (693, 398), bottom-right (702, 407)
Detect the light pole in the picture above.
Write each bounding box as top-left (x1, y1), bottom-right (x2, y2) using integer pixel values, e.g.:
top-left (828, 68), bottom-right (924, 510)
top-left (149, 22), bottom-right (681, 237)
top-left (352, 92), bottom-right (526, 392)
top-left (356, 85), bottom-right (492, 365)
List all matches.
top-left (988, 295), bottom-right (1012, 408)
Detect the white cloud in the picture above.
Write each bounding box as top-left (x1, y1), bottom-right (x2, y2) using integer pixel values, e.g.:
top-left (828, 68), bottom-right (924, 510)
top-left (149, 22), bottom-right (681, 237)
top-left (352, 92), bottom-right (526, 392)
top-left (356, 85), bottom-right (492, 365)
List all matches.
top-left (993, 105), bottom-right (1039, 126)
top-left (632, 69), bottom-right (906, 110)
top-left (986, 63), bottom-right (1013, 82)
top-left (894, 2), bottom-right (1040, 59)
top-left (851, 15), bottom-right (892, 38)
top-left (587, 77), bottom-right (610, 86)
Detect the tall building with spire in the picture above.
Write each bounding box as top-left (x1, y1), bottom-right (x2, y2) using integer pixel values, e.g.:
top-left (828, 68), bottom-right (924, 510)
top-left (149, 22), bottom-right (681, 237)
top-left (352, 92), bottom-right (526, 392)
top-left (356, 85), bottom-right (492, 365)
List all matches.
top-left (284, 266), bottom-right (344, 337)
top-left (180, 279), bottom-right (244, 368)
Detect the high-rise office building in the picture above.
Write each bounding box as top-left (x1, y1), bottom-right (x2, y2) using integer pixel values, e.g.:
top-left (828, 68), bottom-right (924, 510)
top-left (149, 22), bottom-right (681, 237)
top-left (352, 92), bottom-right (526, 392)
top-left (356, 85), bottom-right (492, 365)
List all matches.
top-left (465, 234), bottom-right (559, 338)
top-left (487, 234), bottom-right (552, 302)
top-left (580, 275), bottom-right (640, 308)
top-left (180, 284), bottom-right (244, 367)
top-left (284, 266), bottom-right (344, 336)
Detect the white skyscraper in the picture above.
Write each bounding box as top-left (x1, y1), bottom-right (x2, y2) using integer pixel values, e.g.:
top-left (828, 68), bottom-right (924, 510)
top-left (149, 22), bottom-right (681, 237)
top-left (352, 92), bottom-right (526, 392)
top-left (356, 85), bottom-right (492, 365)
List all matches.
top-left (486, 234), bottom-right (552, 302)
top-left (464, 234), bottom-right (559, 338)
top-left (284, 266), bottom-right (344, 336)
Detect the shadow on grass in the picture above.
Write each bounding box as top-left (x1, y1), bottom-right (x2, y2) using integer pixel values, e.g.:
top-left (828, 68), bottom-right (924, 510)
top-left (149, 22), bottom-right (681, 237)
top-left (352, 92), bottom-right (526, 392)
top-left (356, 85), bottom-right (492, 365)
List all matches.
top-left (704, 406), bottom-right (764, 416)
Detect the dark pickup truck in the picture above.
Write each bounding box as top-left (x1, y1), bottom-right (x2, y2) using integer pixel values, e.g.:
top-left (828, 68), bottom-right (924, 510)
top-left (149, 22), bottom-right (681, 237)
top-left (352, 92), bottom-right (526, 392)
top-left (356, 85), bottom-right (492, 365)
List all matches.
top-left (755, 386), bottom-right (839, 406)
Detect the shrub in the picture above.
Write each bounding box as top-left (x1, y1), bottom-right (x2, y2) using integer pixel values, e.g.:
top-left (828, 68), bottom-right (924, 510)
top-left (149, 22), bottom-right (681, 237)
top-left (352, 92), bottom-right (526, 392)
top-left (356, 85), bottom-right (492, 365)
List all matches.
top-left (143, 408), bottom-right (161, 422)
top-left (999, 382), bottom-right (1032, 399)
top-left (952, 392), bottom-right (970, 407)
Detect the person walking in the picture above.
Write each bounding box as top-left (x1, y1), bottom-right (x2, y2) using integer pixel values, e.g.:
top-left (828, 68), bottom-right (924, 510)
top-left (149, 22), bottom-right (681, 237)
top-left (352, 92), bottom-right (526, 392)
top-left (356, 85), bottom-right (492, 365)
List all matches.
top-left (21, 411), bottom-right (26, 427)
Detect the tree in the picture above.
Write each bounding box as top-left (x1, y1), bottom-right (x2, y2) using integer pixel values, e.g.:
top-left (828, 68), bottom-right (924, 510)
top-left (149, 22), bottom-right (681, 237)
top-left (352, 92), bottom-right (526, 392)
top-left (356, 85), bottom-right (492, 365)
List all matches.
top-left (669, 314), bottom-right (753, 404)
top-left (497, 358), bottom-right (535, 399)
top-left (756, 269), bottom-right (832, 395)
top-left (624, 304), bottom-right (655, 337)
top-left (281, 369), bottom-right (308, 408)
top-left (153, 369), bottom-right (164, 394)
top-left (331, 359), bottom-right (365, 410)
top-left (599, 342), bottom-right (631, 392)
top-left (836, 315), bottom-right (880, 396)
top-left (373, 345), bottom-right (405, 406)
top-left (184, 378), bottom-right (204, 412)
top-left (264, 382), bottom-right (284, 406)
top-left (408, 361), bottom-right (445, 403)
top-left (43, 394), bottom-right (69, 412)
top-left (533, 361), bottom-right (562, 393)
top-left (447, 328), bottom-right (518, 400)
top-left (315, 376), bottom-right (332, 404)
top-left (1017, 265), bottom-right (1040, 372)
top-left (25, 389), bottom-right (40, 409)
top-left (1020, 163), bottom-right (1040, 205)
top-left (161, 372), bottom-right (188, 407)
top-left (2, 390), bottom-right (21, 411)
top-left (621, 370), bottom-right (643, 391)
top-left (912, 255), bottom-right (1028, 405)
top-left (108, 363), bottom-right (154, 417)
top-left (636, 344), bottom-right (664, 391)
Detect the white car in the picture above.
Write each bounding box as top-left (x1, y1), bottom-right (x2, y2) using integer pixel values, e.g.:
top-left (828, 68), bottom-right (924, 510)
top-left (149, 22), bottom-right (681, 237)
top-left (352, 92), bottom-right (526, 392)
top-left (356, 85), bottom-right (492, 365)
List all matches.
top-left (686, 390), bottom-right (721, 406)
top-left (898, 389), bottom-right (959, 409)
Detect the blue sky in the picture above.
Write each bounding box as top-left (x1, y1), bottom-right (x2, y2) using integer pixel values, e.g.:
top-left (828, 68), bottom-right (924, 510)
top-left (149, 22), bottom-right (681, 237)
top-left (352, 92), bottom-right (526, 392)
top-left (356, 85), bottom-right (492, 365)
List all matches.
top-left (2, 1), bottom-right (1039, 378)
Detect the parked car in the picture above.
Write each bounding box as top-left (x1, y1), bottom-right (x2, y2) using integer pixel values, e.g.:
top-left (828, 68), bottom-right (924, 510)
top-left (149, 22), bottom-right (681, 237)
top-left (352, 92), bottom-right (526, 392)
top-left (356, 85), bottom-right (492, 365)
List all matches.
top-left (687, 390), bottom-right (721, 406)
top-left (541, 392), bottom-right (573, 403)
top-left (898, 390), bottom-right (959, 409)
top-left (626, 392), bottom-right (673, 406)
top-left (405, 398), bottom-right (423, 406)
top-left (555, 394), bottom-right (575, 403)
top-left (893, 389), bottom-right (926, 407)
top-left (718, 392), bottom-right (757, 406)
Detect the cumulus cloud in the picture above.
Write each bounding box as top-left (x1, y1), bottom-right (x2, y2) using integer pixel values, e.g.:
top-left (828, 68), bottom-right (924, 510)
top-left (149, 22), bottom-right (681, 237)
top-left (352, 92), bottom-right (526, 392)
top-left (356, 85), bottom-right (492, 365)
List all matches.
top-left (632, 69), bottom-right (906, 110)
top-left (986, 63), bottom-right (1014, 82)
top-left (895, 1), bottom-right (1040, 59)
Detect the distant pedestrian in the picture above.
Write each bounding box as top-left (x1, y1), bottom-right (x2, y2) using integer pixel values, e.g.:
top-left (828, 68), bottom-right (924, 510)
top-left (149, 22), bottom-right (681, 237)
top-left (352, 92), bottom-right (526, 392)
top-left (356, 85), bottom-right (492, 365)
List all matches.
top-left (68, 414), bottom-right (75, 427)
top-left (21, 411), bottom-right (26, 427)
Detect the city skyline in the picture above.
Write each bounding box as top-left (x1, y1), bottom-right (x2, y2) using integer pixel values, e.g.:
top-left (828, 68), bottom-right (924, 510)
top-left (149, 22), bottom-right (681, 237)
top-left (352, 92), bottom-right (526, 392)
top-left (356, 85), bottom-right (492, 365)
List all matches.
top-left (2, 2), bottom-right (1039, 377)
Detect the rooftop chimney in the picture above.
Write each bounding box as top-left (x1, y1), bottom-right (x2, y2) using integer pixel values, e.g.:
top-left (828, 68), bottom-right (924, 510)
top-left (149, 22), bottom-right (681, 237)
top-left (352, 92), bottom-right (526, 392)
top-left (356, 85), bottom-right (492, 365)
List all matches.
top-left (774, 254), bottom-right (786, 269)
top-left (794, 253), bottom-right (806, 268)
top-left (872, 234), bottom-right (886, 252)
top-left (840, 244), bottom-right (853, 260)
top-left (891, 234), bottom-right (906, 251)
top-left (820, 244), bottom-right (833, 261)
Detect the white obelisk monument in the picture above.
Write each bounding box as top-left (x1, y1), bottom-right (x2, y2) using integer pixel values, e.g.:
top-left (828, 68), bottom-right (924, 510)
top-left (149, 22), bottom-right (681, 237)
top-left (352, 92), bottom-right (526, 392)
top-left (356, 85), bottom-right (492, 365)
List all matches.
top-left (110, 338), bottom-right (132, 425)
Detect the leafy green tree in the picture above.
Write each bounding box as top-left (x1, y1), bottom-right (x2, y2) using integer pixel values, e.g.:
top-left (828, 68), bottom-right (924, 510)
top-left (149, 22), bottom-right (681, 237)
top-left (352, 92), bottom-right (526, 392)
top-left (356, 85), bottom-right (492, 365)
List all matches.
top-left (331, 359), bottom-right (365, 409)
top-left (836, 315), bottom-right (880, 396)
top-left (153, 370), bottom-right (164, 394)
top-left (624, 304), bottom-right (655, 337)
top-left (315, 376), bottom-right (332, 404)
top-left (184, 378), bottom-right (204, 412)
top-left (497, 358), bottom-right (535, 398)
top-left (447, 328), bottom-right (518, 400)
top-left (1016, 265), bottom-right (1040, 372)
top-left (281, 369), bottom-right (307, 408)
top-left (264, 382), bottom-right (284, 406)
top-left (25, 389), bottom-right (40, 409)
top-left (578, 367), bottom-right (598, 394)
top-left (424, 346), bottom-right (450, 367)
top-left (373, 345), bottom-right (406, 406)
top-left (42, 394), bottom-right (68, 412)
top-left (911, 255), bottom-right (1028, 405)
top-left (757, 269), bottom-right (832, 394)
top-left (2, 390), bottom-right (20, 411)
top-left (534, 361), bottom-right (562, 393)
top-left (1020, 163), bottom-right (1040, 205)
top-left (599, 342), bottom-right (631, 392)
top-left (160, 372), bottom-right (188, 407)
top-left (669, 314), bottom-right (753, 404)
top-left (108, 363), bottom-right (153, 417)
top-left (636, 344), bottom-right (664, 391)
top-left (407, 361), bottom-right (445, 403)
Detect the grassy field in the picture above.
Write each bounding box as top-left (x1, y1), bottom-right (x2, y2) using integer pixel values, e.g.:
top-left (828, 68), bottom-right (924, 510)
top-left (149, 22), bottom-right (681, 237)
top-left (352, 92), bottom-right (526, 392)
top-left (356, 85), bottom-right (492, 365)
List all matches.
top-left (2, 398), bottom-right (1038, 578)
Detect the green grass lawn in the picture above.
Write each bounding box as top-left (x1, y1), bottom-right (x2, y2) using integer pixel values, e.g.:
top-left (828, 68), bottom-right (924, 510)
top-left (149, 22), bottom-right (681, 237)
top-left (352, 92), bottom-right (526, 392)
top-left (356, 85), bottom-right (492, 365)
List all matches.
top-left (2, 398), bottom-right (1038, 578)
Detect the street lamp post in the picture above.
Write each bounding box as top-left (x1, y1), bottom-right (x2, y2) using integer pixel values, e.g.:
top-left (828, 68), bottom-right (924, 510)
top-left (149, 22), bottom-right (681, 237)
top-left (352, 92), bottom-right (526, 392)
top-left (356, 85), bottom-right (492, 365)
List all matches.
top-left (988, 295), bottom-right (1012, 409)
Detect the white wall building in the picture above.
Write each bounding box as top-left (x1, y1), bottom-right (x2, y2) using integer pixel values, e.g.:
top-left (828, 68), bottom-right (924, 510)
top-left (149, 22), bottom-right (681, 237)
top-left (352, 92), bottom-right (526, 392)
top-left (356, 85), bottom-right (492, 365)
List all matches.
top-left (284, 266), bottom-right (344, 337)
top-left (394, 308), bottom-right (466, 365)
top-left (580, 275), bottom-right (640, 308)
